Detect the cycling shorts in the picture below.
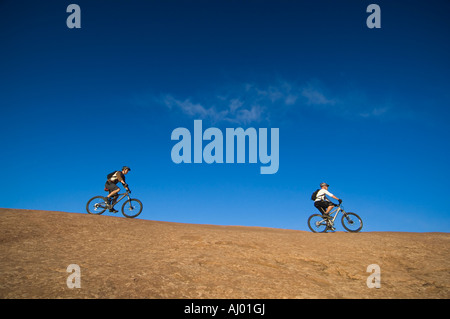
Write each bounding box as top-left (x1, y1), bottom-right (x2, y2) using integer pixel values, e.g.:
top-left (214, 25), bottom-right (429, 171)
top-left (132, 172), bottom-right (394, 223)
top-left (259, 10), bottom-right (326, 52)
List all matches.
top-left (105, 180), bottom-right (120, 193)
top-left (314, 200), bottom-right (334, 214)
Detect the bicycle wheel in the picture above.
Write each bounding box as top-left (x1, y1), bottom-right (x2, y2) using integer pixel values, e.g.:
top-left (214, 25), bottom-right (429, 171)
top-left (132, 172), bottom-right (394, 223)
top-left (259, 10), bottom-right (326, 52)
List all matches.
top-left (341, 212), bottom-right (363, 232)
top-left (121, 198), bottom-right (143, 218)
top-left (307, 214), bottom-right (328, 233)
top-left (86, 196), bottom-right (108, 215)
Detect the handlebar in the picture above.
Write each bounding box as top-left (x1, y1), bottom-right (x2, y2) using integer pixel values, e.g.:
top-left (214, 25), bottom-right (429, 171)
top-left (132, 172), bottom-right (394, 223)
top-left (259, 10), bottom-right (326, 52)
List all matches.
top-left (334, 199), bottom-right (342, 207)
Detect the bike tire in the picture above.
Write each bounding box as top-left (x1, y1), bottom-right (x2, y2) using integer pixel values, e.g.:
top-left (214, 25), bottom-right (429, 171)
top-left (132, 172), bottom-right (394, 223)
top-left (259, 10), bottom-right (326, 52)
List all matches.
top-left (307, 214), bottom-right (328, 233)
top-left (121, 198), bottom-right (143, 218)
top-left (341, 212), bottom-right (363, 232)
top-left (86, 196), bottom-right (108, 215)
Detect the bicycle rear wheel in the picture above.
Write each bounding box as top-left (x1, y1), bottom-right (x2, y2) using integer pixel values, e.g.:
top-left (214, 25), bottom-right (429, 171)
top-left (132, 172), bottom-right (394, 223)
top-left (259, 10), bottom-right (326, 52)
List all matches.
top-left (341, 212), bottom-right (363, 232)
top-left (86, 196), bottom-right (108, 215)
top-left (121, 198), bottom-right (143, 218)
top-left (307, 214), bottom-right (328, 233)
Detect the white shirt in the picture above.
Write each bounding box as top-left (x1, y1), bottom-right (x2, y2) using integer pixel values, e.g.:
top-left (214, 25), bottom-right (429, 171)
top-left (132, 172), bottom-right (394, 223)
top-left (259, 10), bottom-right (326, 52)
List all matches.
top-left (315, 189), bottom-right (334, 202)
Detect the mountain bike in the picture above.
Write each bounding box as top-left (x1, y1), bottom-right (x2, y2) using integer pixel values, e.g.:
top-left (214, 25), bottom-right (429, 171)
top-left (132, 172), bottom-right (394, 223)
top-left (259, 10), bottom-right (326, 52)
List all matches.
top-left (86, 189), bottom-right (143, 218)
top-left (307, 202), bottom-right (363, 233)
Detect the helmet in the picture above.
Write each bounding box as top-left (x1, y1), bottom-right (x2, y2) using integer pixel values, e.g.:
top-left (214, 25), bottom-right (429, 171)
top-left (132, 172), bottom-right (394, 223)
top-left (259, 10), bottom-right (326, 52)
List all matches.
top-left (320, 182), bottom-right (329, 187)
top-left (122, 166), bottom-right (131, 171)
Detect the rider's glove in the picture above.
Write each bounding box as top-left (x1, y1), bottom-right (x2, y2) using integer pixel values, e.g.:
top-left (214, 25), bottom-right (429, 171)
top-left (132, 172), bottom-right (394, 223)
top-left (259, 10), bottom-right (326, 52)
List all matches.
top-left (338, 199), bottom-right (343, 204)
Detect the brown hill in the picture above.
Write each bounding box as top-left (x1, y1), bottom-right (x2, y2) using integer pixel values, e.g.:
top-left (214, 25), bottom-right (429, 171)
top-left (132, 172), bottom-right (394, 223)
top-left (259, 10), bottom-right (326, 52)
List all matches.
top-left (0, 208), bottom-right (449, 299)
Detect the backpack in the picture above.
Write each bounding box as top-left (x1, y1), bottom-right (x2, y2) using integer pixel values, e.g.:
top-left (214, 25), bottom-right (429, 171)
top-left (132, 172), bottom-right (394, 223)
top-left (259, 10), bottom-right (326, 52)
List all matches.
top-left (107, 171), bottom-right (117, 180)
top-left (311, 189), bottom-right (320, 201)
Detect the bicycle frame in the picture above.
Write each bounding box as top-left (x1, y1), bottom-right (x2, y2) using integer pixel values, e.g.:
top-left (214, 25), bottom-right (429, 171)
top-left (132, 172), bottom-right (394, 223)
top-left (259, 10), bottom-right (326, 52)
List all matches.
top-left (308, 202), bottom-right (363, 233)
top-left (322, 204), bottom-right (348, 226)
top-left (327, 205), bottom-right (341, 222)
top-left (110, 191), bottom-right (131, 207)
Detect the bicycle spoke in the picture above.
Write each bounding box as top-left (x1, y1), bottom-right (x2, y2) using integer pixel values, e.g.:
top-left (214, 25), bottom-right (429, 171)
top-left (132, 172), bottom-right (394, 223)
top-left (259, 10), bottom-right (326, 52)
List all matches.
top-left (308, 214), bottom-right (328, 233)
top-left (341, 212), bottom-right (363, 232)
top-left (86, 196), bottom-right (108, 215)
top-left (121, 198), bottom-right (143, 218)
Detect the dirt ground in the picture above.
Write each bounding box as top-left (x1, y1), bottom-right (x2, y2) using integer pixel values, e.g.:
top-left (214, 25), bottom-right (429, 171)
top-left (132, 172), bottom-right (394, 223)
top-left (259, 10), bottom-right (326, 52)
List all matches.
top-left (0, 208), bottom-right (449, 299)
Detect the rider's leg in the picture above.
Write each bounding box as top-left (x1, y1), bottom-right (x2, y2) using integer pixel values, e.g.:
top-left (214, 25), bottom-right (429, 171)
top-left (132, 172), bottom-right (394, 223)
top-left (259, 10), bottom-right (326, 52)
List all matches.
top-left (105, 181), bottom-right (119, 200)
top-left (325, 204), bottom-right (334, 215)
top-left (107, 188), bottom-right (120, 199)
top-left (104, 182), bottom-right (119, 212)
top-left (107, 189), bottom-right (119, 212)
top-left (315, 201), bottom-right (332, 216)
top-left (314, 201), bottom-right (325, 215)
top-left (110, 193), bottom-right (119, 206)
top-left (324, 204), bottom-right (336, 230)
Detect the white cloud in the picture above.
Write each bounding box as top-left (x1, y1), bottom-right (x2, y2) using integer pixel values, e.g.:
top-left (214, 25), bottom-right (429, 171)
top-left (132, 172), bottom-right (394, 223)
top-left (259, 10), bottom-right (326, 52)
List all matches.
top-left (228, 98), bottom-right (243, 113)
top-left (285, 94), bottom-right (298, 105)
top-left (301, 87), bottom-right (336, 106)
top-left (161, 84), bottom-right (281, 124)
top-left (155, 79), bottom-right (391, 124)
top-left (359, 106), bottom-right (389, 118)
top-left (163, 95), bottom-right (229, 123)
top-left (235, 105), bottom-right (263, 125)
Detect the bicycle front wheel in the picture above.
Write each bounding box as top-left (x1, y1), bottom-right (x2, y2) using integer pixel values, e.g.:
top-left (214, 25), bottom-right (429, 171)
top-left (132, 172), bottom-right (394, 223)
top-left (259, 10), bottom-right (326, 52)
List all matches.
top-left (121, 198), bottom-right (143, 218)
top-left (341, 212), bottom-right (363, 232)
top-left (307, 214), bottom-right (328, 233)
top-left (86, 196), bottom-right (108, 215)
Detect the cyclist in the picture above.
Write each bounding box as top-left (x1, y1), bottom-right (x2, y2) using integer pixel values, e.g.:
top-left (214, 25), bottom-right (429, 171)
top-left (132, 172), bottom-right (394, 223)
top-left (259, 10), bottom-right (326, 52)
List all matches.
top-left (105, 166), bottom-right (131, 212)
top-left (314, 182), bottom-right (342, 217)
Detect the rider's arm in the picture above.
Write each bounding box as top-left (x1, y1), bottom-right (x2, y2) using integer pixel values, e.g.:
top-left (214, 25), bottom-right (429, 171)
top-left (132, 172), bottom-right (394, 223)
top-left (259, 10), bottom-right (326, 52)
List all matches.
top-left (116, 173), bottom-right (129, 189)
top-left (331, 194), bottom-right (342, 203)
top-left (325, 190), bottom-right (340, 201)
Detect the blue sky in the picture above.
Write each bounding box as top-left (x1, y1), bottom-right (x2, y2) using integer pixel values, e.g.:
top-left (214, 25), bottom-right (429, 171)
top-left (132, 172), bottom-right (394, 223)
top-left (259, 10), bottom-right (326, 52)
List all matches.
top-left (1, 0), bottom-right (449, 232)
